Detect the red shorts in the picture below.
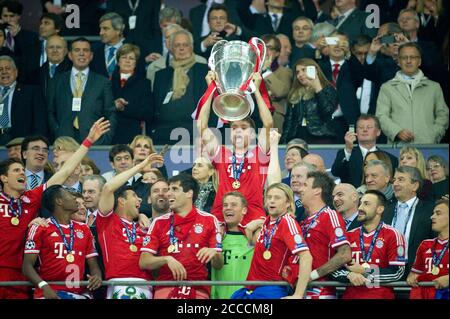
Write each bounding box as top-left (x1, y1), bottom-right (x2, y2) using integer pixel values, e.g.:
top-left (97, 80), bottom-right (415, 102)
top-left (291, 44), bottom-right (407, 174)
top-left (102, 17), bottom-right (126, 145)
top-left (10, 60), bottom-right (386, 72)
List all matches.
top-left (154, 287), bottom-right (209, 299)
top-left (410, 287), bottom-right (436, 299)
top-left (0, 267), bottom-right (31, 299)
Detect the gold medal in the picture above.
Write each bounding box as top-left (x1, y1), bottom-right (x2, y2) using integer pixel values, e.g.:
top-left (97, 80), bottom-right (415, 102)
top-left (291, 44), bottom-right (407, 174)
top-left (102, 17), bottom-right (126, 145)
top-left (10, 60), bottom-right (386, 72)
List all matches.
top-left (431, 265), bottom-right (440, 275)
top-left (66, 253), bottom-right (75, 263)
top-left (263, 250), bottom-right (272, 260)
top-left (167, 244), bottom-right (176, 253)
top-left (10, 217), bottom-right (19, 226)
top-left (232, 180), bottom-right (241, 189)
top-left (129, 244), bottom-right (138, 252)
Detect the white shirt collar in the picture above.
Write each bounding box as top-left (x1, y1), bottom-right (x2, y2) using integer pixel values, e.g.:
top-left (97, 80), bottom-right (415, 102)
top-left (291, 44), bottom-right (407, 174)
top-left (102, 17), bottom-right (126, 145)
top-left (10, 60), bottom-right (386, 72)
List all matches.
top-left (340, 7), bottom-right (356, 19)
top-left (398, 196), bottom-right (417, 209)
top-left (330, 59), bottom-right (345, 67)
top-left (105, 39), bottom-right (124, 52)
top-left (71, 67), bottom-right (89, 78)
top-left (346, 211), bottom-right (358, 223)
top-left (120, 73), bottom-right (132, 80)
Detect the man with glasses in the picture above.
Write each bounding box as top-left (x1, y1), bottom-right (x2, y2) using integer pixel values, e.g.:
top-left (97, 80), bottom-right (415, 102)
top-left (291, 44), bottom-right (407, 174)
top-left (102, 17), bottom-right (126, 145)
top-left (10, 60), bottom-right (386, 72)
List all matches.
top-left (376, 42), bottom-right (448, 144)
top-left (20, 135), bottom-right (53, 190)
top-left (332, 114), bottom-right (398, 188)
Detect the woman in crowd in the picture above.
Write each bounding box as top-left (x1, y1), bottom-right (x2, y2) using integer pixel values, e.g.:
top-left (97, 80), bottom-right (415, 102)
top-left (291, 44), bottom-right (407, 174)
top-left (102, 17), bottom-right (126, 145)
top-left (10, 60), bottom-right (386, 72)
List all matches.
top-left (399, 146), bottom-right (432, 200)
top-left (129, 135), bottom-right (168, 178)
top-left (192, 157), bottom-right (217, 213)
top-left (111, 44), bottom-right (153, 144)
top-left (427, 155), bottom-right (449, 200)
top-left (282, 58), bottom-right (338, 144)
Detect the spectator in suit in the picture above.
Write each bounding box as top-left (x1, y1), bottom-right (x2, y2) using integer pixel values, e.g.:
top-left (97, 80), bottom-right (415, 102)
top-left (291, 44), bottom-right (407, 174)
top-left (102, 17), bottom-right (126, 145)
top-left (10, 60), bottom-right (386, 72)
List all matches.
top-left (332, 0), bottom-right (377, 42)
top-left (47, 37), bottom-right (116, 145)
top-left (376, 42), bottom-right (449, 144)
top-left (195, 4), bottom-right (247, 60)
top-left (20, 135), bottom-right (53, 191)
top-left (26, 35), bottom-right (71, 98)
top-left (290, 161), bottom-right (317, 223)
top-left (357, 160), bottom-right (395, 203)
top-left (0, 0), bottom-right (40, 82)
top-left (276, 33), bottom-right (292, 67)
top-left (189, 0), bottom-right (225, 42)
top-left (5, 136), bottom-right (22, 159)
top-left (0, 23), bottom-right (15, 59)
top-left (290, 17), bottom-right (316, 64)
top-left (318, 31), bottom-right (363, 143)
top-left (144, 6), bottom-right (182, 65)
top-left (383, 165), bottom-right (434, 275)
top-left (282, 144), bottom-right (308, 185)
top-left (106, 0), bottom-right (161, 58)
top-left (410, 0), bottom-right (448, 47)
top-left (0, 55), bottom-right (47, 145)
top-left (427, 155), bottom-right (449, 201)
top-left (110, 44), bottom-right (153, 144)
top-left (52, 150), bottom-right (83, 194)
top-left (363, 23), bottom-right (409, 115)
top-left (260, 34), bottom-right (292, 134)
top-left (399, 146), bottom-right (433, 201)
top-left (91, 12), bottom-right (125, 78)
top-left (37, 13), bottom-right (63, 68)
top-left (102, 144), bottom-right (141, 187)
top-left (309, 22), bottom-right (336, 60)
top-left (281, 58), bottom-right (337, 144)
top-left (151, 29), bottom-right (209, 145)
top-left (332, 183), bottom-right (361, 231)
top-left (246, 0), bottom-right (296, 41)
top-left (397, 8), bottom-right (440, 79)
top-left (332, 114), bottom-right (398, 188)
top-left (351, 35), bottom-right (375, 115)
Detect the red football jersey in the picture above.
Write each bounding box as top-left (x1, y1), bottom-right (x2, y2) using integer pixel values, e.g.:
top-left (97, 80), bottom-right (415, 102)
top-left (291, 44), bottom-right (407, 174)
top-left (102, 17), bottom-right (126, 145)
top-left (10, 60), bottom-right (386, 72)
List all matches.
top-left (246, 213), bottom-right (309, 289)
top-left (343, 224), bottom-right (407, 299)
top-left (0, 185), bottom-right (45, 270)
top-left (25, 219), bottom-right (98, 298)
top-left (96, 211), bottom-right (152, 280)
top-left (209, 145), bottom-right (269, 226)
top-left (300, 206), bottom-right (350, 299)
top-left (141, 207), bottom-right (222, 294)
top-left (410, 238), bottom-right (449, 299)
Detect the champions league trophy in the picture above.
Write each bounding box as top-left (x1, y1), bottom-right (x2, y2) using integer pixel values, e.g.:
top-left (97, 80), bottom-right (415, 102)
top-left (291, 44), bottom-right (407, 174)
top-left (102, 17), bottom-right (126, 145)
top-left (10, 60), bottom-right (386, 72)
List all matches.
top-left (208, 38), bottom-right (266, 121)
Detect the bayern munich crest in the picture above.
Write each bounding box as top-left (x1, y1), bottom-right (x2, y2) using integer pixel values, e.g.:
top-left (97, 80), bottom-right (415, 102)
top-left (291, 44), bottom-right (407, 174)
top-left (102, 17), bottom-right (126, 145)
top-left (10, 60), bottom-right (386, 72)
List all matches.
top-left (294, 234), bottom-right (302, 244)
top-left (397, 246), bottom-right (405, 256)
top-left (216, 233), bottom-right (222, 243)
top-left (194, 224), bottom-right (204, 234)
top-left (76, 231), bottom-right (84, 239)
top-left (335, 227), bottom-right (344, 237)
top-left (376, 239), bottom-right (384, 248)
top-left (143, 236), bottom-right (150, 246)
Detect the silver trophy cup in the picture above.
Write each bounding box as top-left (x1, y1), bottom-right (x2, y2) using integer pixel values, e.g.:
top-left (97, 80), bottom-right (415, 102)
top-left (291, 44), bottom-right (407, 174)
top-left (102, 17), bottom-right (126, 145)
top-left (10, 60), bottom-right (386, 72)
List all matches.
top-left (209, 39), bottom-right (265, 121)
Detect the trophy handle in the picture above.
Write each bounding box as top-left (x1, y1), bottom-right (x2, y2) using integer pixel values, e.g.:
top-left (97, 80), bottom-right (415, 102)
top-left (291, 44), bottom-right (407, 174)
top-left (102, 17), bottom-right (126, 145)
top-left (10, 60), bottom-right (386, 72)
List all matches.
top-left (245, 37), bottom-right (267, 94)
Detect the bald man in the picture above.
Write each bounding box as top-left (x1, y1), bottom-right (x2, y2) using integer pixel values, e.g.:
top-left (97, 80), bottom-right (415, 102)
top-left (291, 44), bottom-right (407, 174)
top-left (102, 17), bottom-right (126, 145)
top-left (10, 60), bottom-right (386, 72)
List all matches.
top-left (303, 154), bottom-right (326, 173)
top-left (332, 183), bottom-right (361, 231)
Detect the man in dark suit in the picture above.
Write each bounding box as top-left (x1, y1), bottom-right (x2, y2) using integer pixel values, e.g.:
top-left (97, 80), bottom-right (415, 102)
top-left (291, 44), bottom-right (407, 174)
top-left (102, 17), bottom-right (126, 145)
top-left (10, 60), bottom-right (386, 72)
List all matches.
top-left (382, 166), bottom-right (434, 276)
top-left (194, 4), bottom-right (248, 59)
top-left (332, 0), bottom-right (377, 43)
top-left (317, 32), bottom-right (363, 142)
top-left (151, 30), bottom-right (211, 145)
top-left (91, 12), bottom-right (125, 78)
top-left (0, 0), bottom-right (40, 82)
top-left (332, 114), bottom-right (398, 188)
top-left (106, 0), bottom-right (161, 56)
top-left (333, 183), bottom-right (362, 231)
top-left (47, 37), bottom-right (116, 145)
top-left (0, 55), bottom-right (47, 145)
top-left (26, 35), bottom-right (72, 99)
top-left (20, 135), bottom-right (53, 190)
top-left (290, 16), bottom-right (316, 64)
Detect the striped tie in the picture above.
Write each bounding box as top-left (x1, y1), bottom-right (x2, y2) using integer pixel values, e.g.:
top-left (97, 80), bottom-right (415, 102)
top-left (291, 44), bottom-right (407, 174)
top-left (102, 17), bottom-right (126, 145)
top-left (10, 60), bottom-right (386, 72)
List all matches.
top-left (0, 86), bottom-right (11, 128)
top-left (29, 174), bottom-right (39, 190)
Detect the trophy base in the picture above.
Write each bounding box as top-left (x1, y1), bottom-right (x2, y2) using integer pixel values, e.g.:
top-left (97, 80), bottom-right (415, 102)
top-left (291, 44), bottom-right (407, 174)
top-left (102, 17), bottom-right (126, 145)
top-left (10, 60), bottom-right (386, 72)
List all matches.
top-left (212, 93), bottom-right (251, 122)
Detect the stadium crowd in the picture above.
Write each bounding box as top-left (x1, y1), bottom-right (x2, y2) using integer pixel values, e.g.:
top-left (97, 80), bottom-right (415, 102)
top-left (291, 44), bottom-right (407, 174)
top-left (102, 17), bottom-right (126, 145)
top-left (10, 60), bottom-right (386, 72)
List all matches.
top-left (0, 0), bottom-right (448, 300)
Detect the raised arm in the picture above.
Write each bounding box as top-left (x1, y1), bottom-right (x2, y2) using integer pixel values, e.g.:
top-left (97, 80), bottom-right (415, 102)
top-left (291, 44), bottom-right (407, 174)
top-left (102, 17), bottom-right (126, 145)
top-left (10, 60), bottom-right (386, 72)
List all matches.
top-left (196, 71), bottom-right (220, 158)
top-left (46, 118), bottom-right (110, 187)
top-left (267, 130), bottom-right (281, 186)
top-left (98, 153), bottom-right (163, 215)
top-left (253, 73), bottom-right (274, 153)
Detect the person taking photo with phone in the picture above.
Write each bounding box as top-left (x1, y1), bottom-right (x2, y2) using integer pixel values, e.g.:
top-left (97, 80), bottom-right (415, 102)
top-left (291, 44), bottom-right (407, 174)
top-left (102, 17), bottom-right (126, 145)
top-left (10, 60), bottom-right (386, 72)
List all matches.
top-left (281, 58), bottom-right (338, 145)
